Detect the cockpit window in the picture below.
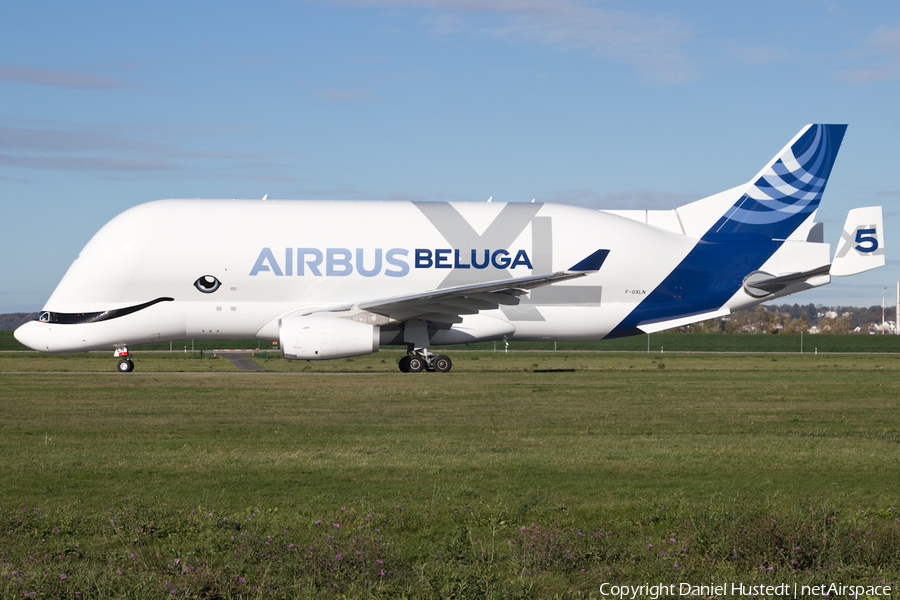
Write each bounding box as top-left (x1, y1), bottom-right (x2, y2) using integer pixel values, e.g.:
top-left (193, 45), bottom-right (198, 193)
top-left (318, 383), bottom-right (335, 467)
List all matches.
top-left (33, 298), bottom-right (173, 325)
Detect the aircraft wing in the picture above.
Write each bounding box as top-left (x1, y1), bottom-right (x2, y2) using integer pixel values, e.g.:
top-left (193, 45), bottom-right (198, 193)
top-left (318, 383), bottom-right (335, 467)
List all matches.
top-left (342, 249), bottom-right (609, 324)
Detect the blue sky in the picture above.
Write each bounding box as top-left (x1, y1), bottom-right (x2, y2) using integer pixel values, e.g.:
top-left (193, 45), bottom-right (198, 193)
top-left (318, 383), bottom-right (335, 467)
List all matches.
top-left (2, 0), bottom-right (899, 313)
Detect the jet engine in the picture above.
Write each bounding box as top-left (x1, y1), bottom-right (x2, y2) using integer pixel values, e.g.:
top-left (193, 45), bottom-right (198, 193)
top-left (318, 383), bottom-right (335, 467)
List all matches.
top-left (279, 315), bottom-right (379, 360)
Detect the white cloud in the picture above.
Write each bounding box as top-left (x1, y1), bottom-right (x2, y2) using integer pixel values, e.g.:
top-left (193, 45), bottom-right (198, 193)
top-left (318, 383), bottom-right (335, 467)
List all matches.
top-left (316, 88), bottom-right (377, 103)
top-left (732, 45), bottom-right (788, 66)
top-left (331, 0), bottom-right (698, 85)
top-left (0, 126), bottom-right (264, 172)
top-left (836, 25), bottom-right (900, 84)
top-left (872, 25), bottom-right (900, 54)
top-left (0, 154), bottom-right (170, 171)
top-left (0, 65), bottom-right (138, 89)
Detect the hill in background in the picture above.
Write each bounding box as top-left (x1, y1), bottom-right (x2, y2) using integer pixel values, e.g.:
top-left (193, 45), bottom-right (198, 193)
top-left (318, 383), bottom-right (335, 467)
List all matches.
top-left (0, 313), bottom-right (38, 330)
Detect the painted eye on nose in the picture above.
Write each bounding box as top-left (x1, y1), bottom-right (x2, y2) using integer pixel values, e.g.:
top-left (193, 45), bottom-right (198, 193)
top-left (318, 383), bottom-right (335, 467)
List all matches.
top-left (194, 275), bottom-right (221, 293)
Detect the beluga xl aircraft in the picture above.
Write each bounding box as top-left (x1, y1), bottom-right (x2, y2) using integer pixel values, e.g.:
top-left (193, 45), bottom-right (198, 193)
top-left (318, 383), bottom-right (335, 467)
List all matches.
top-left (15, 124), bottom-right (885, 373)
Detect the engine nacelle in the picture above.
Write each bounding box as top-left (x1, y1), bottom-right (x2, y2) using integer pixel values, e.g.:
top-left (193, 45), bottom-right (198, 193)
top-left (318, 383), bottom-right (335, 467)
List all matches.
top-left (279, 315), bottom-right (379, 360)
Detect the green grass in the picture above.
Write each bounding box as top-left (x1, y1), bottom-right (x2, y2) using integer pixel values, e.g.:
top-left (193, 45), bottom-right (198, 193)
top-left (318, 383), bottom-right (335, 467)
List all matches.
top-left (4, 329), bottom-right (900, 353)
top-left (1, 353), bottom-right (899, 597)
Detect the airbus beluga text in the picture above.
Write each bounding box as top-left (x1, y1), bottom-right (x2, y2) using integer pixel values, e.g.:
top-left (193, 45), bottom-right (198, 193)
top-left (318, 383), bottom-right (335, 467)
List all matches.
top-left (14, 124), bottom-right (885, 373)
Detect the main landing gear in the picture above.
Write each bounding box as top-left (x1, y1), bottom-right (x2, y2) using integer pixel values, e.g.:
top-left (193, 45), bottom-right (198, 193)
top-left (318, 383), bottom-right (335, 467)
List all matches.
top-left (398, 319), bottom-right (452, 373)
top-left (398, 352), bottom-right (452, 373)
top-left (115, 345), bottom-right (134, 372)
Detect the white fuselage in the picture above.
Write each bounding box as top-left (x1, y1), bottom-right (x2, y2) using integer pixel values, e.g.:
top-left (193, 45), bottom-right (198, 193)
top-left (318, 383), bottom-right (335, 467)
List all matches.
top-left (16, 199), bottom-right (704, 352)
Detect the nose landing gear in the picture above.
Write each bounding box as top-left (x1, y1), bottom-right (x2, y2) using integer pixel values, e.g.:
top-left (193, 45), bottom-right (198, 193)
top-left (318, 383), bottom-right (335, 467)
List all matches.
top-left (115, 345), bottom-right (134, 372)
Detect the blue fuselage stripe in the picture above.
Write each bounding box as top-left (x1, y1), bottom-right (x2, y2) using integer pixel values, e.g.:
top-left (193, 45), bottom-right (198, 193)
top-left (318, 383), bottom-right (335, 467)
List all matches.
top-left (608, 239), bottom-right (782, 337)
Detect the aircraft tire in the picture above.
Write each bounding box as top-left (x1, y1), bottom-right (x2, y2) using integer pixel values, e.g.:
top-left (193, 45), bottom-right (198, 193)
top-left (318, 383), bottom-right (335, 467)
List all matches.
top-left (398, 356), bottom-right (411, 373)
top-left (407, 356), bottom-right (425, 373)
top-left (432, 355), bottom-right (452, 373)
top-left (117, 359), bottom-right (134, 373)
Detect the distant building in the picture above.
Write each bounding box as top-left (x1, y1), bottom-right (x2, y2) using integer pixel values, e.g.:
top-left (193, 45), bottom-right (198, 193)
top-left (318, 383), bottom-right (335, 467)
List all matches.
top-left (867, 321), bottom-right (897, 334)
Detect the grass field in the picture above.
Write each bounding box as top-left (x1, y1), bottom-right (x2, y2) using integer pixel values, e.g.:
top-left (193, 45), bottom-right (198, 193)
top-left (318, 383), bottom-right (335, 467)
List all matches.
top-left (4, 329), bottom-right (900, 353)
top-left (1, 351), bottom-right (899, 598)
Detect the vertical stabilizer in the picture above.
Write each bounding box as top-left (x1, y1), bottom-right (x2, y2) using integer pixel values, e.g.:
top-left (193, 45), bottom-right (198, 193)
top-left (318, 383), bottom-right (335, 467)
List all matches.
top-left (705, 124), bottom-right (846, 241)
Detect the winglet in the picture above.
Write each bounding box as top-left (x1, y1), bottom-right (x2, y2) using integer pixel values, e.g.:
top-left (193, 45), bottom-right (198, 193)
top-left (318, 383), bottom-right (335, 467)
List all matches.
top-left (569, 249), bottom-right (609, 272)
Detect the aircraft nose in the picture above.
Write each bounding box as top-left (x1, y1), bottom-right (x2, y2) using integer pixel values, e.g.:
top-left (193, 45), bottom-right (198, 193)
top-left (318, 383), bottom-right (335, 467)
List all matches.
top-left (14, 320), bottom-right (49, 352)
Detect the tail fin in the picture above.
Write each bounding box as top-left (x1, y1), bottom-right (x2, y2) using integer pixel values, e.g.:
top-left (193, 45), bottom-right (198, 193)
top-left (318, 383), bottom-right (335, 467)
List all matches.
top-left (610, 124), bottom-right (861, 338)
top-left (705, 124), bottom-right (847, 241)
top-left (830, 206), bottom-right (885, 276)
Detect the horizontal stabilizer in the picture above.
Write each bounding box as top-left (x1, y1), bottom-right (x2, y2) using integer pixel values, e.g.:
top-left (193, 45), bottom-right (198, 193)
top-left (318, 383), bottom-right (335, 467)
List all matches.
top-left (742, 266), bottom-right (831, 298)
top-left (830, 206), bottom-right (884, 276)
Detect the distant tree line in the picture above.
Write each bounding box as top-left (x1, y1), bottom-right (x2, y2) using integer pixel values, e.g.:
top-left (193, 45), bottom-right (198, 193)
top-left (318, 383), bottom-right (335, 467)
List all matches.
top-left (675, 304), bottom-right (897, 334)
